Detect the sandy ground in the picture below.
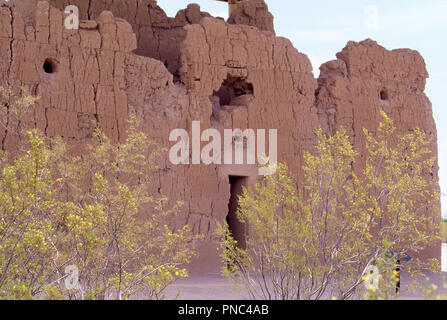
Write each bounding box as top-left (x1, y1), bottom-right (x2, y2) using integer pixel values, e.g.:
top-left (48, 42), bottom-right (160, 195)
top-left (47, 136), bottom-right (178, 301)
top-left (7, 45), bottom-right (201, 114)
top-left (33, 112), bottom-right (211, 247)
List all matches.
top-left (165, 276), bottom-right (246, 300)
top-left (165, 272), bottom-right (447, 300)
top-left (165, 246), bottom-right (447, 300)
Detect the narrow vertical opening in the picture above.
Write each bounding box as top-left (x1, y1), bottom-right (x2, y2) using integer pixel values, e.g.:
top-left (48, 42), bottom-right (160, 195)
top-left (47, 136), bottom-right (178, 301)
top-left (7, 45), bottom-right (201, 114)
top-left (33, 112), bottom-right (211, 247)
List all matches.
top-left (227, 176), bottom-right (247, 249)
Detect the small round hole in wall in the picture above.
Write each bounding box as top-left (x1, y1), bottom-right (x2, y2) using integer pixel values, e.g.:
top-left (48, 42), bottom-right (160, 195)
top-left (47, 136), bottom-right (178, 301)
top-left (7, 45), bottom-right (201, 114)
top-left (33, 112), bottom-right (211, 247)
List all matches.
top-left (43, 58), bottom-right (57, 74)
top-left (380, 90), bottom-right (389, 101)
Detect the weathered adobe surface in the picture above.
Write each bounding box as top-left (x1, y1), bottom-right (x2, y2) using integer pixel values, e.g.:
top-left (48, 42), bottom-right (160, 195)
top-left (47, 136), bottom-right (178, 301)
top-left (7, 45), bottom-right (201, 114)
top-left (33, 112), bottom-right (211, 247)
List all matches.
top-left (227, 0), bottom-right (274, 34)
top-left (316, 39), bottom-right (440, 261)
top-left (317, 39), bottom-right (436, 156)
top-left (11, 0), bottom-right (213, 80)
top-left (0, 0), bottom-right (440, 273)
top-left (18, 0), bottom-right (274, 79)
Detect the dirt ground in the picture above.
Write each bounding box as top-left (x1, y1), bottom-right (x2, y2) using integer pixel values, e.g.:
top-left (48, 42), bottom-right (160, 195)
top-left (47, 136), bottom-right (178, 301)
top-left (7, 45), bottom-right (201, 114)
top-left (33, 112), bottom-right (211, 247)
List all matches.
top-left (165, 272), bottom-right (447, 300)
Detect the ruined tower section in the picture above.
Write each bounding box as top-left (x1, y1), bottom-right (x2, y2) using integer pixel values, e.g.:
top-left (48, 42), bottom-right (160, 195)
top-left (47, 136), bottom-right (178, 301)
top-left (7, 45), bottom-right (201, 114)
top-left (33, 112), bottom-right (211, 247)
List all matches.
top-left (316, 39), bottom-right (440, 259)
top-left (316, 39), bottom-right (436, 152)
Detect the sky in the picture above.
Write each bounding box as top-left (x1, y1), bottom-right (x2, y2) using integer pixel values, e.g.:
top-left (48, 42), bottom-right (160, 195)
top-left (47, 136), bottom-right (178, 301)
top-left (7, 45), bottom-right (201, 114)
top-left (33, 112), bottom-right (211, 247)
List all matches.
top-left (160, 0), bottom-right (447, 217)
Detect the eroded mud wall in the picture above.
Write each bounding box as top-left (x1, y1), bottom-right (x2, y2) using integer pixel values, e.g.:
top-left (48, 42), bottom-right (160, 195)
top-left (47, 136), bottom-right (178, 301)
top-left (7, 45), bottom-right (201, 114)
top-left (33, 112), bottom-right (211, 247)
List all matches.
top-left (316, 39), bottom-right (440, 259)
top-left (0, 0), bottom-right (440, 271)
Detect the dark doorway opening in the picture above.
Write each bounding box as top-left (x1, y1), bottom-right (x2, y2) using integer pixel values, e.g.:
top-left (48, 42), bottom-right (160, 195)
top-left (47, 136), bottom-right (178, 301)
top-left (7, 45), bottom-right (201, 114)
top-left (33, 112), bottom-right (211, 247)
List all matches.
top-left (227, 176), bottom-right (248, 249)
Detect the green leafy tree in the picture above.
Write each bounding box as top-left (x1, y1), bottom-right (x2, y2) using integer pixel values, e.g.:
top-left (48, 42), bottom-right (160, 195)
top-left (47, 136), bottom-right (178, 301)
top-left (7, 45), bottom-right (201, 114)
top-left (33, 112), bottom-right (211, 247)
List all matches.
top-left (0, 130), bottom-right (60, 299)
top-left (46, 115), bottom-right (200, 300)
top-left (0, 87), bottom-right (200, 300)
top-left (0, 86), bottom-right (38, 146)
top-left (218, 111), bottom-right (440, 300)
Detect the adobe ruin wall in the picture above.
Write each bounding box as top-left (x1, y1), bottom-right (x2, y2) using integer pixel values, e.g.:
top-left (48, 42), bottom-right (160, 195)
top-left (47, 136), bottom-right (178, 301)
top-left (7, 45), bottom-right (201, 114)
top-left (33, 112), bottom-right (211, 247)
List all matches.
top-left (0, 0), bottom-right (439, 274)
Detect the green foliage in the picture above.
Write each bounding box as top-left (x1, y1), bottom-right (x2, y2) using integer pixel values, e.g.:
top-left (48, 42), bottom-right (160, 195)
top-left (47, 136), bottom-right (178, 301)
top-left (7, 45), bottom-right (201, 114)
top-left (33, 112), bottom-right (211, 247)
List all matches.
top-left (441, 220), bottom-right (447, 243)
top-left (0, 86), bottom-right (38, 144)
top-left (0, 88), bottom-right (200, 300)
top-left (0, 130), bottom-right (60, 300)
top-left (362, 255), bottom-right (401, 300)
top-left (218, 111), bottom-right (441, 300)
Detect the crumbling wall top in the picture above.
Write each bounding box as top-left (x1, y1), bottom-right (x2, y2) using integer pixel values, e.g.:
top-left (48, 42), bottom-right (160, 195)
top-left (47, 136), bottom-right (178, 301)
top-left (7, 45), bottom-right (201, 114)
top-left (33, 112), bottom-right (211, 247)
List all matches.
top-left (228, 0), bottom-right (275, 34)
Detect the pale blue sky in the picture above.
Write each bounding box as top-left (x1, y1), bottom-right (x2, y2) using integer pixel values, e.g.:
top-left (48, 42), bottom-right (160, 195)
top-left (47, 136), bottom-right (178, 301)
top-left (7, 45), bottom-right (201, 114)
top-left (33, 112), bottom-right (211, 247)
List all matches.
top-left (158, 0), bottom-right (447, 217)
